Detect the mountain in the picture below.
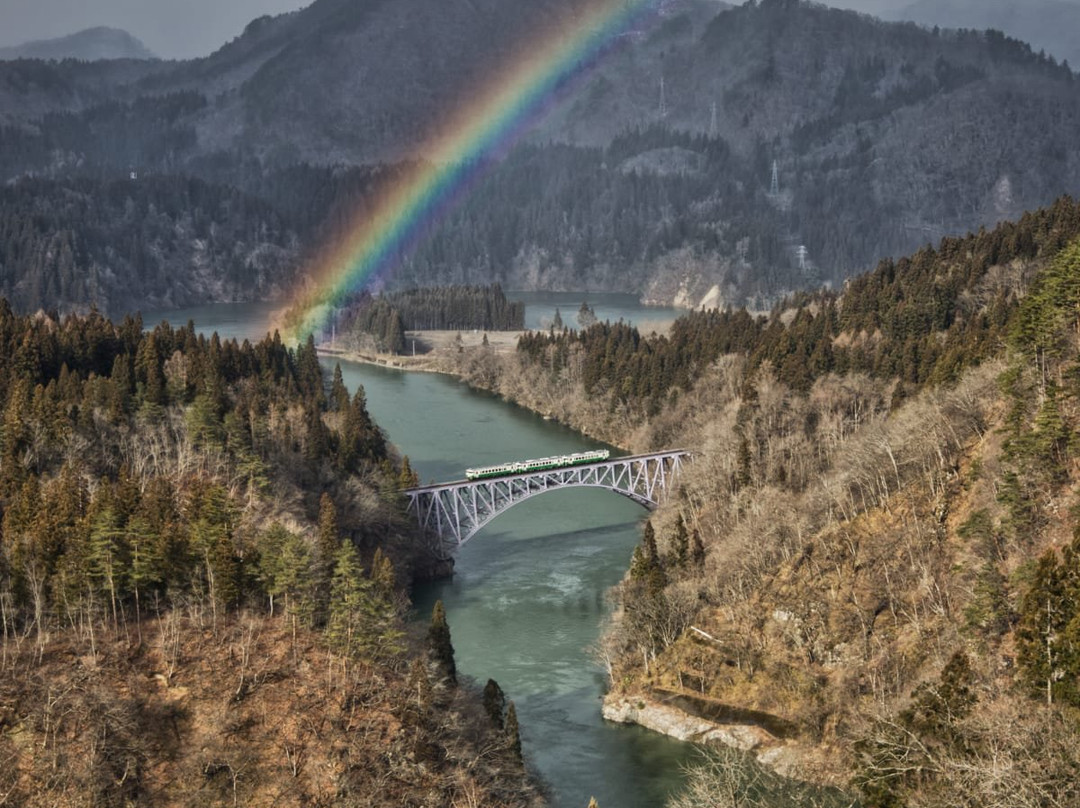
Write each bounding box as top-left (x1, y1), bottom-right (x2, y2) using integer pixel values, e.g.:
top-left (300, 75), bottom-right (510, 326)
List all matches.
top-left (0, 26), bottom-right (157, 62)
top-left (0, 175), bottom-right (301, 316)
top-left (1, 0), bottom-right (1079, 313)
top-left (0, 304), bottom-right (541, 807)
top-left (887, 0), bottom-right (1080, 70)
top-left (436, 197), bottom-right (1080, 803)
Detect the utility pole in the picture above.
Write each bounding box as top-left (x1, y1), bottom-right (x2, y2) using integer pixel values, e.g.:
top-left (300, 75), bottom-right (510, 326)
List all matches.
top-left (796, 245), bottom-right (809, 273)
top-left (770, 160), bottom-right (780, 197)
top-left (709, 101), bottom-right (718, 138)
top-left (659, 76), bottom-right (667, 119)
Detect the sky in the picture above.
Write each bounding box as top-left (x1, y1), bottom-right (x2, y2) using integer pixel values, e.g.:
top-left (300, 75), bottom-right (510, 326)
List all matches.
top-left (0, 0), bottom-right (1076, 61)
top-left (0, 0), bottom-right (306, 59)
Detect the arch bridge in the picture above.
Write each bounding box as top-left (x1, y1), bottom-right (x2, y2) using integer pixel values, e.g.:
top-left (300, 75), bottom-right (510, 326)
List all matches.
top-left (403, 450), bottom-right (690, 550)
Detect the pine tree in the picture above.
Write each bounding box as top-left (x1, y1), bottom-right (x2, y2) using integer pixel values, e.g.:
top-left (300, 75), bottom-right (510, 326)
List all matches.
top-left (295, 333), bottom-right (325, 404)
top-left (643, 520), bottom-right (659, 567)
top-left (672, 514), bottom-right (689, 568)
top-left (630, 520), bottom-right (667, 594)
top-left (303, 403), bottom-right (329, 466)
top-left (690, 529), bottom-right (706, 567)
top-left (1015, 550), bottom-right (1069, 704)
top-left (735, 434), bottom-right (753, 489)
top-left (399, 456), bottom-right (419, 489)
top-left (483, 678), bottom-right (506, 729)
top-left (901, 650), bottom-right (977, 742)
top-left (258, 523), bottom-right (311, 618)
top-left (428, 599), bottom-right (456, 685)
top-left (505, 700), bottom-right (522, 762)
top-left (577, 301), bottom-right (597, 329)
top-left (108, 352), bottom-right (134, 416)
top-left (325, 540), bottom-right (379, 661)
top-left (369, 547), bottom-right (395, 601)
top-left (329, 363), bottom-right (349, 412)
top-left (312, 493), bottom-right (340, 623)
top-left (135, 331), bottom-right (165, 406)
top-left (964, 561), bottom-right (1010, 638)
top-left (86, 498), bottom-right (130, 628)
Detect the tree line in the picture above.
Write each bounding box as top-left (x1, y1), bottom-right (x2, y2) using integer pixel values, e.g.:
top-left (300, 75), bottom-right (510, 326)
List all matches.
top-left (0, 299), bottom-right (541, 806)
top-left (0, 174), bottom-right (299, 315)
top-left (0, 300), bottom-right (405, 640)
top-left (323, 283), bottom-right (524, 354)
top-left (518, 196), bottom-right (1080, 416)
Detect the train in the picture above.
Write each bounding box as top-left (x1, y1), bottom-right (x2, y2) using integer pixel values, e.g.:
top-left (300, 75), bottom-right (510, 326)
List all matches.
top-left (465, 449), bottom-right (610, 481)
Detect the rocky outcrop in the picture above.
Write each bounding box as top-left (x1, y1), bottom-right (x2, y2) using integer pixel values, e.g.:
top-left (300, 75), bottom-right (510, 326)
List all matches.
top-left (603, 693), bottom-right (804, 777)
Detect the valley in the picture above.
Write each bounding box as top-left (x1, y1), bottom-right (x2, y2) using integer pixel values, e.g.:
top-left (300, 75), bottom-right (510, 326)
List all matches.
top-left (1, 0), bottom-right (1080, 806)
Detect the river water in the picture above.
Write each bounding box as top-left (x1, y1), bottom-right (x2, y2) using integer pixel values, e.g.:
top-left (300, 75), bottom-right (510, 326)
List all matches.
top-left (143, 299), bottom-right (694, 808)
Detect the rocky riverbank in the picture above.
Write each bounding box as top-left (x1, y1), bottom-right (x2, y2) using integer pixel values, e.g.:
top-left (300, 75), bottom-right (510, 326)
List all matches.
top-left (602, 692), bottom-right (806, 778)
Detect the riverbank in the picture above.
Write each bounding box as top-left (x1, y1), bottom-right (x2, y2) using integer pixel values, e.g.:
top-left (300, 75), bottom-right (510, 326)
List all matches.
top-left (320, 332), bottom-right (826, 787)
top-left (316, 328), bottom-right (522, 372)
top-left (317, 331), bottom-right (642, 451)
top-left (601, 687), bottom-right (822, 778)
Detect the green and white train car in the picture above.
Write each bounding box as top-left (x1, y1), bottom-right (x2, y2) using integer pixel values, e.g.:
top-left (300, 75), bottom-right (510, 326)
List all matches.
top-left (465, 449), bottom-right (610, 481)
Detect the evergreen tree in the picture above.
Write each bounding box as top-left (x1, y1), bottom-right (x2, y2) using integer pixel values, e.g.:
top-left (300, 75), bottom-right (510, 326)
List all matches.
top-left (187, 485), bottom-right (240, 614)
top-left (577, 301), bottom-right (597, 329)
top-left (428, 599), bottom-right (456, 685)
top-left (901, 650), bottom-right (977, 742)
top-left (1016, 535), bottom-right (1080, 706)
top-left (86, 497), bottom-right (130, 627)
top-left (258, 523), bottom-right (311, 618)
top-left (312, 493), bottom-right (340, 622)
top-left (1015, 550), bottom-right (1069, 705)
top-left (630, 520), bottom-right (667, 594)
top-left (505, 700), bottom-right (522, 762)
top-left (369, 547), bottom-right (395, 601)
top-left (964, 561), bottom-right (1011, 639)
top-left (643, 520), bottom-right (659, 567)
top-left (483, 678), bottom-right (506, 729)
top-left (329, 363), bottom-right (349, 412)
top-left (671, 514), bottom-right (689, 568)
top-left (735, 435), bottom-right (753, 489)
top-left (325, 540), bottom-right (378, 661)
top-left (690, 529), bottom-right (706, 567)
top-left (399, 455), bottom-right (419, 489)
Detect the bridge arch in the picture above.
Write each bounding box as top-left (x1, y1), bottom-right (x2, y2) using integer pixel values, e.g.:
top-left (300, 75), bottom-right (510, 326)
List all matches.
top-left (404, 451), bottom-right (689, 550)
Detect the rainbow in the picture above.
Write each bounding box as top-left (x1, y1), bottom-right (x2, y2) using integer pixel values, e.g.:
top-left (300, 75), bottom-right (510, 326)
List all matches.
top-left (288, 0), bottom-right (663, 339)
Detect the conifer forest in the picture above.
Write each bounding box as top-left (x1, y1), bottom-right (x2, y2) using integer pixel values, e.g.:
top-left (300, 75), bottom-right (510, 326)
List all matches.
top-left (2, 0), bottom-right (1080, 806)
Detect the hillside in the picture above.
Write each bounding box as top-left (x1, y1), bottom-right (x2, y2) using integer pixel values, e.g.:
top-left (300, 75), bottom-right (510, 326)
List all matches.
top-left (0, 27), bottom-right (157, 62)
top-left (890, 0), bottom-right (1080, 70)
top-left (0, 175), bottom-right (301, 316)
top-left (1, 0), bottom-right (1079, 313)
top-left (430, 198), bottom-right (1080, 804)
top-left (0, 305), bottom-right (540, 805)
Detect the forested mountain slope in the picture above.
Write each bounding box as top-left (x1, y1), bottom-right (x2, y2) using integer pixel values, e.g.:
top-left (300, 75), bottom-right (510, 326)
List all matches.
top-left (1, 0), bottom-right (1079, 312)
top-left (435, 198), bottom-right (1080, 805)
top-left (0, 306), bottom-right (539, 806)
top-left (890, 0), bottom-right (1080, 70)
top-left (0, 175), bottom-right (300, 315)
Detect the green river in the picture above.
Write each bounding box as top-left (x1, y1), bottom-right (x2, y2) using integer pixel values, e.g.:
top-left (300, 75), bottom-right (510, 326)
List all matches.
top-left (144, 298), bottom-right (694, 808)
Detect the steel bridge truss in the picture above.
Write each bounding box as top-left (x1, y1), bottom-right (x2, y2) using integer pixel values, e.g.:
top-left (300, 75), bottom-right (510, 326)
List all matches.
top-left (404, 450), bottom-right (690, 550)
